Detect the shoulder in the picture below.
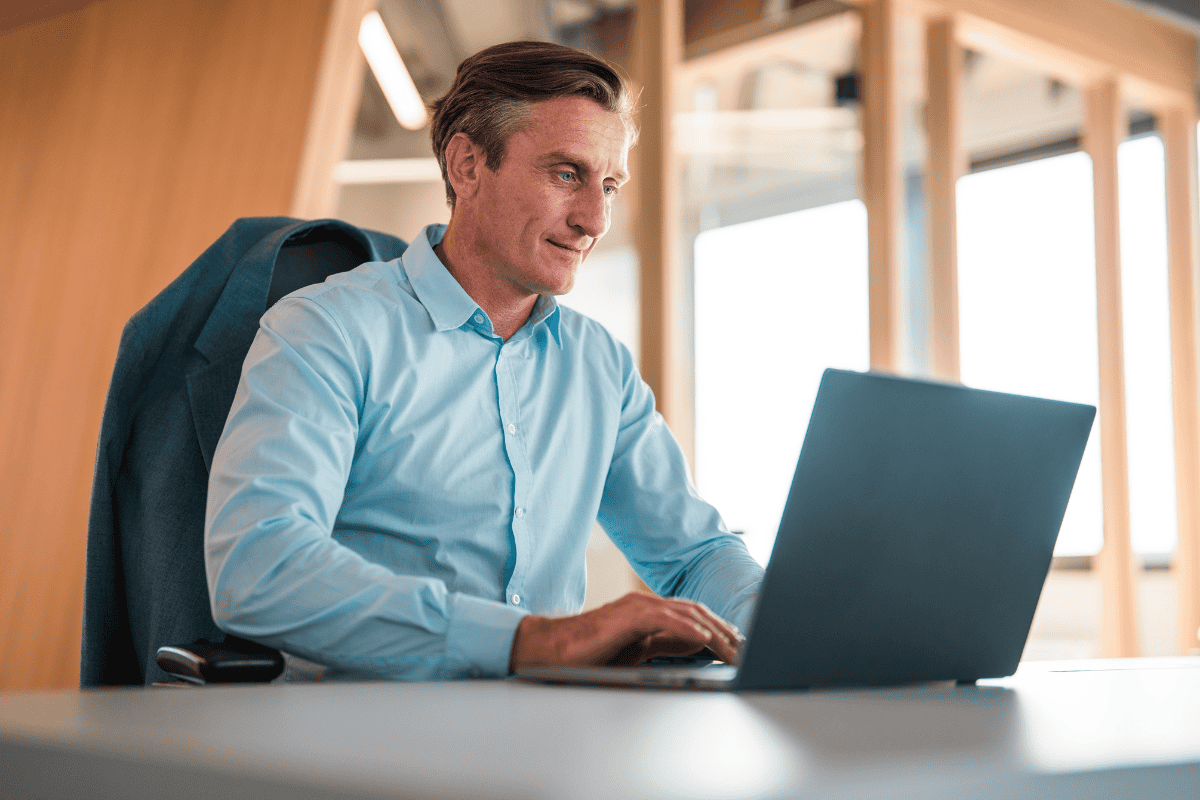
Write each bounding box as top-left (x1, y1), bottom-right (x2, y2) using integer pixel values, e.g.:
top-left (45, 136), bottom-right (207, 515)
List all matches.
top-left (258, 258), bottom-right (431, 373)
top-left (268, 258), bottom-right (422, 333)
top-left (554, 304), bottom-right (642, 397)
top-left (557, 305), bottom-right (634, 364)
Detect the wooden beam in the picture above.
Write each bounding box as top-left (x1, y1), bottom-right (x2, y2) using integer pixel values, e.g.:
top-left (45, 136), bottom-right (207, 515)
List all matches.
top-left (1085, 79), bottom-right (1139, 659)
top-left (924, 16), bottom-right (962, 381)
top-left (949, 0), bottom-right (1192, 108)
top-left (860, 0), bottom-right (903, 371)
top-left (847, 0), bottom-right (1197, 108)
top-left (677, 8), bottom-right (858, 87)
top-left (1160, 103), bottom-right (1200, 656)
top-left (633, 0), bottom-right (690, 459)
top-left (292, 0), bottom-right (375, 219)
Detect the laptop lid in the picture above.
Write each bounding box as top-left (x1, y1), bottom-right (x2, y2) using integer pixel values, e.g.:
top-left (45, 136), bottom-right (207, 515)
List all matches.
top-left (734, 369), bottom-right (1095, 690)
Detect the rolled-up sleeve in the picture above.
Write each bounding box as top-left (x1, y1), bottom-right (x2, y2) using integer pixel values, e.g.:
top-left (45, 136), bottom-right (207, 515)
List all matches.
top-left (204, 297), bottom-right (526, 680)
top-left (596, 346), bottom-right (764, 634)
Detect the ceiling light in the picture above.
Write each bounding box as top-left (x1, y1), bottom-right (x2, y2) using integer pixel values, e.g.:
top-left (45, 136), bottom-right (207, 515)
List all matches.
top-left (358, 10), bottom-right (428, 131)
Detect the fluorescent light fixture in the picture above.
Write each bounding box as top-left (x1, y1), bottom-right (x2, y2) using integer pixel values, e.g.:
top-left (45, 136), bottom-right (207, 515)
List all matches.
top-left (359, 10), bottom-right (428, 131)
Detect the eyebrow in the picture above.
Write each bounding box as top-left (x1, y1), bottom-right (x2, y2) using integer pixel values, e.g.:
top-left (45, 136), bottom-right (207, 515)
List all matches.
top-left (543, 151), bottom-right (630, 185)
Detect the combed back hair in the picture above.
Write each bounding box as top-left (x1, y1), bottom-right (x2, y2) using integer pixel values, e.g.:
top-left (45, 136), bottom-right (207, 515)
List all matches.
top-left (428, 40), bottom-right (636, 207)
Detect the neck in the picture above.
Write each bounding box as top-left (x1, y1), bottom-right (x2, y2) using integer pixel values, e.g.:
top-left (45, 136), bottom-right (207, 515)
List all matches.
top-left (435, 218), bottom-right (537, 342)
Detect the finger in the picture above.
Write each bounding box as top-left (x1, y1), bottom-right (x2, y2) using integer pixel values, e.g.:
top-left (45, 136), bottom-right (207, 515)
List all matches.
top-left (641, 635), bottom-right (708, 660)
top-left (682, 600), bottom-right (743, 643)
top-left (625, 593), bottom-right (741, 662)
top-left (664, 600), bottom-right (742, 663)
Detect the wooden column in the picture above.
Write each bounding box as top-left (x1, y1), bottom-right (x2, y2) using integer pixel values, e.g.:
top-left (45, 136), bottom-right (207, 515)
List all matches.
top-left (1084, 79), bottom-right (1139, 658)
top-left (924, 16), bottom-right (963, 381)
top-left (633, 0), bottom-right (691, 459)
top-left (292, 0), bottom-right (375, 219)
top-left (860, 0), bottom-right (903, 372)
top-left (0, 0), bottom-right (335, 691)
top-left (1160, 103), bottom-right (1200, 655)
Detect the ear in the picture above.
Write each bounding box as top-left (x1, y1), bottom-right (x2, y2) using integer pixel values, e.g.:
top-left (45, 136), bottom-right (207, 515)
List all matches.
top-left (444, 132), bottom-right (484, 202)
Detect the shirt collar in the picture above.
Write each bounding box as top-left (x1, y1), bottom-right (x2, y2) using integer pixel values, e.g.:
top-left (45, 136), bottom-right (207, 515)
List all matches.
top-left (402, 225), bottom-right (480, 333)
top-left (403, 224), bottom-right (562, 349)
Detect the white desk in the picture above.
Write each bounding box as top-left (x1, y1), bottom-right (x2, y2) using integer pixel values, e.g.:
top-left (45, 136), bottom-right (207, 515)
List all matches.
top-left (2, 658), bottom-right (1198, 800)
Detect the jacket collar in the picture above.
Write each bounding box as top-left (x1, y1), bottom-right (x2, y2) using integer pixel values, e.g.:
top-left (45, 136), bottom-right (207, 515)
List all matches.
top-left (194, 219), bottom-right (377, 363)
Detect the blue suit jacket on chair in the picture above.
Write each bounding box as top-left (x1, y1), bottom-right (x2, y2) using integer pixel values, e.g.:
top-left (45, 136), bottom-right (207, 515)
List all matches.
top-left (82, 217), bottom-right (407, 686)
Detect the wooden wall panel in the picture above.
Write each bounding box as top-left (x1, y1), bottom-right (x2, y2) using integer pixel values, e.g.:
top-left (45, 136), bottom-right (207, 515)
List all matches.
top-left (0, 0), bottom-right (334, 691)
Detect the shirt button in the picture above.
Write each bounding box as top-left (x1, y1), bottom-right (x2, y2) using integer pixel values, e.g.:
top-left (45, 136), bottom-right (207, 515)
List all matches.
top-left (473, 313), bottom-right (484, 324)
top-left (507, 423), bottom-right (516, 434)
top-left (511, 594), bottom-right (520, 605)
top-left (515, 507), bottom-right (524, 518)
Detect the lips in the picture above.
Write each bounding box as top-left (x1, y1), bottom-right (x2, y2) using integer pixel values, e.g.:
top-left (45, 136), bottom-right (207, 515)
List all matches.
top-left (548, 238), bottom-right (587, 252)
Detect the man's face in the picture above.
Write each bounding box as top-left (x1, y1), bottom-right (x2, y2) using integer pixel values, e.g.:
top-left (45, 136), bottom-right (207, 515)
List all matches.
top-left (470, 95), bottom-right (630, 298)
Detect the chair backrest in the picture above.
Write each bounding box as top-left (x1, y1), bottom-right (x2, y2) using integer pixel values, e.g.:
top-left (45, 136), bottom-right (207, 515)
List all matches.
top-left (268, 225), bottom-right (370, 308)
top-left (82, 218), bottom-right (406, 686)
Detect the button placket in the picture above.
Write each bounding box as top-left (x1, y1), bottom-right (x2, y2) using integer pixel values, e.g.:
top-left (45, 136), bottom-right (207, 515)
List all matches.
top-left (496, 342), bottom-right (531, 609)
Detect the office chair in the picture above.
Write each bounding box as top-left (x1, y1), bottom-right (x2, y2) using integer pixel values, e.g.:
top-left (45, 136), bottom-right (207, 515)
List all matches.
top-left (82, 218), bottom-right (407, 686)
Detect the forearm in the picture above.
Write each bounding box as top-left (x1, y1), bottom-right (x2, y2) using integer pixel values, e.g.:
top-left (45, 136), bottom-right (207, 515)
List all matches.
top-left (206, 511), bottom-right (527, 679)
top-left (598, 362), bottom-right (764, 633)
top-left (664, 541), bottom-right (763, 633)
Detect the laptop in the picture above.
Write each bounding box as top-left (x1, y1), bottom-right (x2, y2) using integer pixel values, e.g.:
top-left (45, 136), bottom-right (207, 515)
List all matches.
top-left (517, 369), bottom-right (1096, 691)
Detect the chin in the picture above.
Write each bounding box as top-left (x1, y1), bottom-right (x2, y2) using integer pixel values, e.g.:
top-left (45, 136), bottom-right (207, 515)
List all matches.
top-left (531, 263), bottom-right (579, 296)
top-left (538, 279), bottom-right (575, 297)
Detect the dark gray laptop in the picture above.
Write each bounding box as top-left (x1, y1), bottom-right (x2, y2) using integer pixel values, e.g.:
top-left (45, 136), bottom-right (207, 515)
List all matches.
top-left (517, 369), bottom-right (1096, 690)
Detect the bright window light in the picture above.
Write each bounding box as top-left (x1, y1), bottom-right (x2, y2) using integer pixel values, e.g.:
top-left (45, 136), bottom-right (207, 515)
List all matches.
top-left (959, 141), bottom-right (1179, 557)
top-left (359, 10), bottom-right (428, 131)
top-left (957, 152), bottom-right (1103, 556)
top-left (695, 137), bottom-right (1180, 563)
top-left (1119, 135), bottom-right (1176, 557)
top-left (694, 201), bottom-right (870, 565)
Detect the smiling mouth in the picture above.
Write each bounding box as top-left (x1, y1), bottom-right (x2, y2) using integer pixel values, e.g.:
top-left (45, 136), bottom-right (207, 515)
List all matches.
top-left (548, 239), bottom-right (586, 252)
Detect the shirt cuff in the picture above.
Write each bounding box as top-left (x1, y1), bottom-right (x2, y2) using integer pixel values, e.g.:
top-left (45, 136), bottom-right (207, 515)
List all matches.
top-left (444, 593), bottom-right (529, 677)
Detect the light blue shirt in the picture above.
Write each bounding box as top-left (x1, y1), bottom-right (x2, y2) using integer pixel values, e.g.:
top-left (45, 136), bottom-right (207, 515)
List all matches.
top-left (205, 224), bottom-right (763, 680)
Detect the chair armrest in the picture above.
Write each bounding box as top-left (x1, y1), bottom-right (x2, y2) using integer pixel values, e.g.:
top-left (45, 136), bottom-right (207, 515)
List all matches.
top-left (156, 636), bottom-right (284, 684)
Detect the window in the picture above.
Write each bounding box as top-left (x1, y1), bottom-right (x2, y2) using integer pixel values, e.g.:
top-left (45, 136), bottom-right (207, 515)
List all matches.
top-left (956, 152), bottom-right (1103, 555)
top-left (694, 201), bottom-right (869, 565)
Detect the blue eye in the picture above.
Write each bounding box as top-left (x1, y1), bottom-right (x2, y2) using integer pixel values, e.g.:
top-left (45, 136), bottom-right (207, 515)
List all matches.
top-left (603, 185), bottom-right (617, 196)
top-left (558, 171), bottom-right (576, 183)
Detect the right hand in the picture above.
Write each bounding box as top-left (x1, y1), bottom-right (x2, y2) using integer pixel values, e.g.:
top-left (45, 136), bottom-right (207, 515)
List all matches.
top-left (508, 592), bottom-right (743, 672)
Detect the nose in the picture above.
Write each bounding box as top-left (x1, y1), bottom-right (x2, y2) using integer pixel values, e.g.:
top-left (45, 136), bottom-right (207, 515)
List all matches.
top-left (567, 183), bottom-right (609, 240)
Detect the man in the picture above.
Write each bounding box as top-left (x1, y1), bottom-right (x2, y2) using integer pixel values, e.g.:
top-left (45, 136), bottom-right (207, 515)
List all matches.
top-left (205, 40), bottom-right (763, 680)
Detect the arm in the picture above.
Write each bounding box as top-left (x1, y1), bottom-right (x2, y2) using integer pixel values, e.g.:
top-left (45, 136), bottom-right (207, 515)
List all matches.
top-left (509, 343), bottom-right (762, 672)
top-left (204, 297), bottom-right (526, 680)
top-left (597, 347), bottom-right (764, 634)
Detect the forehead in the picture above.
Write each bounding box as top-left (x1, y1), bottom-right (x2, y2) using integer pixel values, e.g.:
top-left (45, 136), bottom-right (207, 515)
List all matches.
top-left (510, 96), bottom-right (631, 176)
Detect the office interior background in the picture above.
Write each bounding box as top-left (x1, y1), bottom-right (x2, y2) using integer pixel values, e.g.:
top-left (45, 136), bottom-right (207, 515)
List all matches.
top-left (2, 0), bottom-right (1200, 692)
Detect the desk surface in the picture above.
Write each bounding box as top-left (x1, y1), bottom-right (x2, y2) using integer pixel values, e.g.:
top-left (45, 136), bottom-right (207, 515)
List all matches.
top-left (2, 658), bottom-right (1199, 800)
